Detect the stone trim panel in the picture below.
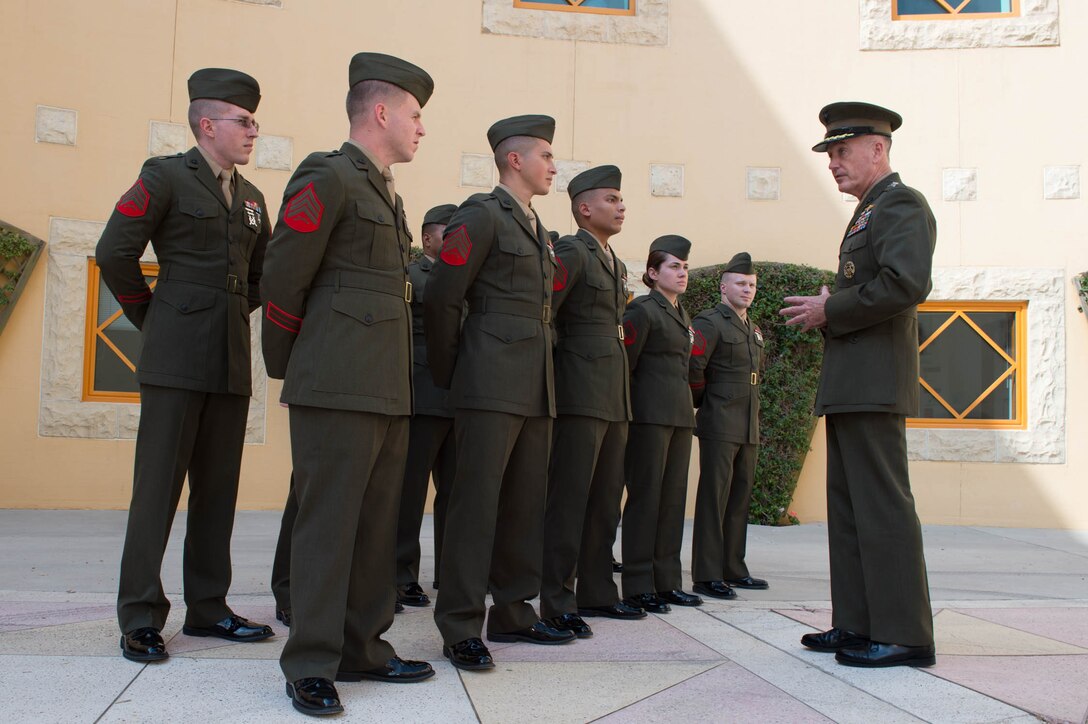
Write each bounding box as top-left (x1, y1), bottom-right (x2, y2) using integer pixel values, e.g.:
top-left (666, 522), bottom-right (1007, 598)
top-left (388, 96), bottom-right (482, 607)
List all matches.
top-left (39, 217), bottom-right (267, 443)
top-left (35, 106), bottom-right (78, 146)
top-left (483, 0), bottom-right (668, 45)
top-left (906, 267), bottom-right (1065, 464)
top-left (861, 0), bottom-right (1060, 50)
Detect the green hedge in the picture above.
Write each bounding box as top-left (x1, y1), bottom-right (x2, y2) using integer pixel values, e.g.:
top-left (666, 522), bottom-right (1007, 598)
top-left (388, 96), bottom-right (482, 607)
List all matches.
top-left (681, 262), bottom-right (835, 525)
top-left (0, 227), bottom-right (39, 311)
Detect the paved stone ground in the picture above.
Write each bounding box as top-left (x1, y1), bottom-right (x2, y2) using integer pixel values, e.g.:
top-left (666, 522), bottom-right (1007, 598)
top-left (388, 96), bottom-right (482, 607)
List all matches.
top-left (0, 510), bottom-right (1086, 723)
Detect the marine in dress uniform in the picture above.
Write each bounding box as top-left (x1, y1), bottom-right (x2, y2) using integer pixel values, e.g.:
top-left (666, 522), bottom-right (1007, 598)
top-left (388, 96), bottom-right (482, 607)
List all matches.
top-left (540, 166), bottom-right (645, 638)
top-left (425, 115), bottom-right (575, 671)
top-left (688, 252), bottom-right (767, 601)
top-left (97, 68), bottom-right (274, 663)
top-left (620, 236), bottom-right (702, 614)
top-left (781, 102), bottom-right (936, 668)
top-left (395, 203), bottom-right (459, 607)
top-left (261, 53), bottom-right (436, 716)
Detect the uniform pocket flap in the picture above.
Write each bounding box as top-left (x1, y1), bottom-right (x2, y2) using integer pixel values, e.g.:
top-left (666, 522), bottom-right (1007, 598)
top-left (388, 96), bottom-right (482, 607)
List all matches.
top-left (479, 315), bottom-right (538, 344)
top-left (356, 200), bottom-right (394, 226)
top-left (842, 235), bottom-right (868, 252)
top-left (154, 283), bottom-right (217, 314)
top-left (178, 196), bottom-right (220, 219)
top-left (330, 291), bottom-right (403, 326)
top-left (496, 235), bottom-right (536, 257)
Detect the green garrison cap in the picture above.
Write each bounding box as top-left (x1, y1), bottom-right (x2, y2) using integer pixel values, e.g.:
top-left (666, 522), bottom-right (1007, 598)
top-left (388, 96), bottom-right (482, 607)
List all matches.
top-left (187, 68), bottom-right (261, 112)
top-left (487, 114), bottom-right (555, 151)
top-left (422, 204), bottom-right (458, 227)
top-left (812, 101), bottom-right (902, 153)
top-left (649, 234), bottom-right (691, 261)
top-left (567, 165), bottom-right (622, 200)
top-left (723, 252), bottom-right (754, 274)
top-left (349, 52), bottom-right (434, 107)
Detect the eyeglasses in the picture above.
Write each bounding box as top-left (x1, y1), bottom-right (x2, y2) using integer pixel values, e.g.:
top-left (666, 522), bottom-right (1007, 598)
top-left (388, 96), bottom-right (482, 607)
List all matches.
top-left (208, 117), bottom-right (260, 132)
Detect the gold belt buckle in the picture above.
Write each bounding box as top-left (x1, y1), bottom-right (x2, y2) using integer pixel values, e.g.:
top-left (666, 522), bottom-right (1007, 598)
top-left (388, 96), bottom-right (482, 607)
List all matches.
top-left (751, 372), bottom-right (758, 385)
top-left (405, 281), bottom-right (413, 303)
top-left (617, 324), bottom-right (625, 341)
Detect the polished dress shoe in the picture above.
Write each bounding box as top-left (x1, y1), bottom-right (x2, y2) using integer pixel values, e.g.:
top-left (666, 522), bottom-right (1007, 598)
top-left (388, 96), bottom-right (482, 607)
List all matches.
top-left (182, 615), bottom-right (273, 642)
top-left (836, 641), bottom-right (936, 668)
top-left (800, 627), bottom-right (869, 652)
top-left (337, 656), bottom-right (435, 683)
top-left (578, 601), bottom-right (647, 620)
top-left (726, 575), bottom-right (769, 590)
top-left (693, 580), bottom-right (737, 600)
top-left (120, 627), bottom-right (168, 662)
top-left (276, 609), bottom-right (292, 627)
top-left (431, 579), bottom-right (439, 590)
top-left (395, 600), bottom-right (405, 614)
top-left (611, 557), bottom-right (623, 573)
top-left (287, 677), bottom-right (343, 716)
top-left (545, 613), bottom-right (593, 638)
top-left (443, 637), bottom-right (495, 671)
top-left (397, 582), bottom-right (431, 607)
top-left (657, 589), bottom-right (703, 607)
top-left (487, 620), bottom-right (576, 645)
top-left (623, 593), bottom-right (670, 614)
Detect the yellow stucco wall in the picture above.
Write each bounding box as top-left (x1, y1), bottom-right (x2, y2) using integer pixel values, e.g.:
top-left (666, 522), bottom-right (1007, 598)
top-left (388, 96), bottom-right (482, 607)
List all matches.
top-left (0, 0), bottom-right (1085, 528)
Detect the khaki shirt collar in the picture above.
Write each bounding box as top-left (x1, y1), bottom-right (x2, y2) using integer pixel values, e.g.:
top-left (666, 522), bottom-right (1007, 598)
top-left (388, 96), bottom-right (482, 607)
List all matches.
top-left (196, 145), bottom-right (229, 180)
top-left (346, 139), bottom-right (388, 177)
top-left (496, 182), bottom-right (535, 220)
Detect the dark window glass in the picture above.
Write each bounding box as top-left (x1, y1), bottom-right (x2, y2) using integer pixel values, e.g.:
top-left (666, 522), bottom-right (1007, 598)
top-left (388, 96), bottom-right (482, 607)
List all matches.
top-left (917, 311), bottom-right (1016, 420)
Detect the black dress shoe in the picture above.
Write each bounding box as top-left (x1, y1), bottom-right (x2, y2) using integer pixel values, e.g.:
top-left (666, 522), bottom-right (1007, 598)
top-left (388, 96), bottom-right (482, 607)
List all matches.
top-left (836, 641), bottom-right (936, 668)
top-left (287, 678), bottom-right (343, 716)
top-left (120, 627), bottom-right (168, 662)
top-left (337, 656), bottom-right (435, 683)
top-left (623, 593), bottom-right (671, 614)
top-left (487, 620), bottom-right (576, 645)
top-left (396, 582), bottom-right (431, 607)
top-left (726, 575), bottom-right (769, 590)
top-left (578, 601), bottom-right (647, 620)
top-left (657, 589), bottom-right (703, 607)
top-left (611, 557), bottom-right (623, 573)
top-left (395, 600), bottom-right (405, 614)
top-left (276, 609), bottom-right (292, 627)
top-left (800, 627), bottom-right (869, 652)
top-left (431, 580), bottom-right (439, 590)
top-left (693, 580), bottom-right (737, 600)
top-left (183, 615), bottom-right (274, 642)
top-left (545, 613), bottom-right (593, 638)
top-left (443, 637), bottom-right (495, 671)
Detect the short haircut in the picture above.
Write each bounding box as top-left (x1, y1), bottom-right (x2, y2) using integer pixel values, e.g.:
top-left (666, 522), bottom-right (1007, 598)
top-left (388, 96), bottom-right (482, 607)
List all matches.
top-left (187, 98), bottom-right (230, 137)
top-left (421, 222), bottom-right (444, 237)
top-left (346, 79), bottom-right (401, 123)
top-left (494, 135), bottom-right (536, 172)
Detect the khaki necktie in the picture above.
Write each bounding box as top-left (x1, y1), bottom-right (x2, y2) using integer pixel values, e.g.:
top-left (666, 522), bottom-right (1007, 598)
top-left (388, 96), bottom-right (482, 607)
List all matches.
top-left (381, 167), bottom-right (396, 202)
top-left (525, 205), bottom-right (538, 234)
top-left (220, 170), bottom-right (233, 207)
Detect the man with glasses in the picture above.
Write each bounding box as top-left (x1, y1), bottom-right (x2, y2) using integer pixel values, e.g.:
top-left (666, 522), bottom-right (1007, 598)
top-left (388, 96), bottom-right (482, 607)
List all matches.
top-left (96, 68), bottom-right (273, 664)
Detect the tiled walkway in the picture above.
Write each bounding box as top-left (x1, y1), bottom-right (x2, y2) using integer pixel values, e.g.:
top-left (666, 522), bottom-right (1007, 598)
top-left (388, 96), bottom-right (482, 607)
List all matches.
top-left (1, 511), bottom-right (1085, 723)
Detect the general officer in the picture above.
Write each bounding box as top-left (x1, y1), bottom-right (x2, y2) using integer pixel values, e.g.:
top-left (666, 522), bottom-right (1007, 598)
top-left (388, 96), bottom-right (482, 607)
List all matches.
top-left (97, 68), bottom-right (273, 663)
top-left (261, 52), bottom-right (436, 716)
top-left (688, 252), bottom-right (767, 600)
top-left (540, 165), bottom-right (645, 639)
top-left (620, 236), bottom-right (702, 614)
top-left (781, 101), bottom-right (936, 668)
top-left (395, 203), bottom-right (459, 607)
top-left (425, 114), bottom-right (575, 672)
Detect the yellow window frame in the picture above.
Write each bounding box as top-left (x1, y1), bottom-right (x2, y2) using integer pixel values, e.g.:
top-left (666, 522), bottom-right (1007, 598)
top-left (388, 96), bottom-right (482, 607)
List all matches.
top-left (908, 300), bottom-right (1027, 430)
top-left (513, 0), bottom-right (636, 17)
top-left (892, 0), bottom-right (1020, 21)
top-left (83, 258), bottom-right (158, 403)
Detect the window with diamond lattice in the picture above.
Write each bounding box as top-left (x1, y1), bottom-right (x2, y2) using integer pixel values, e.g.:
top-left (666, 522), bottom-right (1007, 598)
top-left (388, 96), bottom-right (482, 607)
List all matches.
top-left (893, 0), bottom-right (1019, 20)
top-left (513, 0), bottom-right (635, 16)
top-left (908, 301), bottom-right (1026, 429)
top-left (83, 259), bottom-right (158, 402)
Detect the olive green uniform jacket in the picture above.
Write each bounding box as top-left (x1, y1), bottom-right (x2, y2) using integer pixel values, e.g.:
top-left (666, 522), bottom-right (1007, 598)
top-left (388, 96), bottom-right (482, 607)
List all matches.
top-left (261, 140), bottom-right (413, 681)
top-left (818, 171), bottom-right (937, 648)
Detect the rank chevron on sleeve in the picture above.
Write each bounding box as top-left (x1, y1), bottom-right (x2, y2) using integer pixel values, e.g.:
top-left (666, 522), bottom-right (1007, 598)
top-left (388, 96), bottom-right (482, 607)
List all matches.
top-left (116, 179), bottom-right (150, 217)
top-left (439, 224), bottom-right (472, 266)
top-left (283, 182), bottom-right (324, 233)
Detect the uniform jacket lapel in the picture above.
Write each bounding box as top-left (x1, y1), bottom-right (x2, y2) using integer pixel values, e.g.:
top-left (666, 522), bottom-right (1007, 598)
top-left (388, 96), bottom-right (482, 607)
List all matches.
top-left (187, 148), bottom-right (230, 211)
top-left (651, 289), bottom-right (688, 331)
top-left (494, 186), bottom-right (539, 244)
top-left (341, 142), bottom-right (396, 211)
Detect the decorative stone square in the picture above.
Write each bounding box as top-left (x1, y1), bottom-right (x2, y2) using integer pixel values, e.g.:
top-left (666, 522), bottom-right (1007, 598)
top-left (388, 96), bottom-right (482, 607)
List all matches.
top-left (482, 0), bottom-right (668, 46)
top-left (255, 135), bottom-right (293, 171)
top-left (1043, 166), bottom-right (1080, 200)
top-left (231, 0), bottom-right (282, 6)
top-left (555, 160), bottom-right (591, 195)
top-left (943, 168), bottom-right (978, 202)
top-left (650, 164), bottom-right (683, 198)
top-left (460, 153), bottom-right (494, 188)
top-left (746, 167), bottom-right (780, 201)
top-left (148, 121), bottom-right (187, 157)
top-left (35, 105), bottom-right (78, 146)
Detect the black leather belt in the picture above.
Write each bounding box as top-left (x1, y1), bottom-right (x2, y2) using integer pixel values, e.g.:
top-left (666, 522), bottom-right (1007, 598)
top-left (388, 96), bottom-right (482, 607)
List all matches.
top-left (313, 268), bottom-right (412, 302)
top-left (709, 373), bottom-right (759, 386)
top-left (468, 297), bottom-right (550, 323)
top-left (157, 266), bottom-right (248, 296)
top-left (558, 322), bottom-right (625, 340)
